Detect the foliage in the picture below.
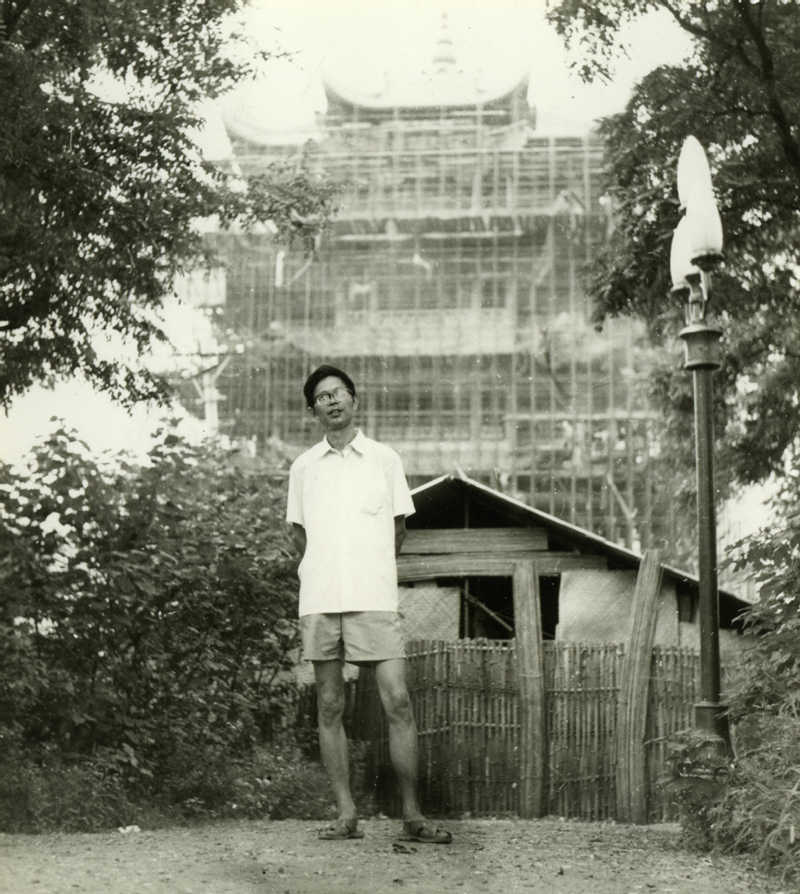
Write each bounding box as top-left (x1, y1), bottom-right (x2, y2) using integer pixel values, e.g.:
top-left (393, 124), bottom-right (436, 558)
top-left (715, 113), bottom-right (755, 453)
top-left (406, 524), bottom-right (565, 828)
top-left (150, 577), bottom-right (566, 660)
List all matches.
top-left (0, 739), bottom-right (377, 832)
top-left (663, 717), bottom-right (800, 883)
top-left (206, 740), bottom-right (375, 822)
top-left (728, 468), bottom-right (800, 716)
top-left (0, 1), bottom-right (338, 406)
top-left (708, 712), bottom-right (800, 883)
top-left (658, 472), bottom-right (800, 881)
top-left (0, 749), bottom-right (144, 833)
top-left (0, 423), bottom-right (300, 820)
top-left (660, 728), bottom-right (734, 851)
top-left (547, 0), bottom-right (800, 492)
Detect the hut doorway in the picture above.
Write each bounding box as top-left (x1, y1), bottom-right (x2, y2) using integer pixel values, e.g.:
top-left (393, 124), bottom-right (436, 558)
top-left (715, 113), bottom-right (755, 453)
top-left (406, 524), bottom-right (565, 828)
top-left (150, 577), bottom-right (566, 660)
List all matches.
top-left (458, 573), bottom-right (560, 640)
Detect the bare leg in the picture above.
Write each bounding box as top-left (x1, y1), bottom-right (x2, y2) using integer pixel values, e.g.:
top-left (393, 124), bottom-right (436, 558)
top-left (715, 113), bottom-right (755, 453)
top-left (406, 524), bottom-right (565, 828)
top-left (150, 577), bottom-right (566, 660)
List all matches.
top-left (314, 659), bottom-right (357, 820)
top-left (375, 658), bottom-right (423, 821)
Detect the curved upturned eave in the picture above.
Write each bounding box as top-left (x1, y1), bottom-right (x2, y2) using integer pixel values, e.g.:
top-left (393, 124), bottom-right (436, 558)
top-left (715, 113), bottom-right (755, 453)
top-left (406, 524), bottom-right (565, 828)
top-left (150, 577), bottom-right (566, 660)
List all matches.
top-left (322, 71), bottom-right (529, 115)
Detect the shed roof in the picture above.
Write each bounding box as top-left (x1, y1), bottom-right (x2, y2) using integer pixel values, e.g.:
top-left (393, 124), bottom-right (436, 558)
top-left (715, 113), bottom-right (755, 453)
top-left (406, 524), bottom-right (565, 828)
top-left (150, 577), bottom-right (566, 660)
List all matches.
top-left (409, 470), bottom-right (751, 628)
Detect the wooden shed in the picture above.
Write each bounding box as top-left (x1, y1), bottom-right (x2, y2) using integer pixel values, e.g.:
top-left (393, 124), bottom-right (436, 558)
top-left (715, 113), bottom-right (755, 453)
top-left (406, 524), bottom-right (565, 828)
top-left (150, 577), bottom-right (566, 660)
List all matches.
top-left (397, 470), bottom-right (749, 652)
top-left (344, 470), bottom-right (751, 823)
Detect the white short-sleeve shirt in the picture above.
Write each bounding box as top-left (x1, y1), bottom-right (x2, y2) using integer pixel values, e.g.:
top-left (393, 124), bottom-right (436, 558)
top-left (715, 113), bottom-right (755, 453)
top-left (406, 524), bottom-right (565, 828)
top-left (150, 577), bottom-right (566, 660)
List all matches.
top-left (286, 430), bottom-right (415, 617)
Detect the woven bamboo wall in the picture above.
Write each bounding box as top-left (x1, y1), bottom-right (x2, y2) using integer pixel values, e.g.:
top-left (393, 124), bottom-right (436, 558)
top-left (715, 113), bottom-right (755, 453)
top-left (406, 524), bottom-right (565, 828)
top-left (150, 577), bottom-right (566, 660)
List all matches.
top-left (300, 640), bottom-right (731, 821)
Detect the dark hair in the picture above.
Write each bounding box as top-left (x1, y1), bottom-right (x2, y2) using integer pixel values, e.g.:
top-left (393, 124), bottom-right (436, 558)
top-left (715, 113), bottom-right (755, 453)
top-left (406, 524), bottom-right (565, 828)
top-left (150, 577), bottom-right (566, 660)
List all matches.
top-left (303, 364), bottom-right (357, 408)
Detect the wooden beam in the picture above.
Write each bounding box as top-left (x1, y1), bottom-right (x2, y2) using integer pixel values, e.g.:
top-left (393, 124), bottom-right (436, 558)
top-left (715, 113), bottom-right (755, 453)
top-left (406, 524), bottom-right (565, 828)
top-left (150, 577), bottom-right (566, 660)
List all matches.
top-left (465, 592), bottom-right (513, 634)
top-left (615, 549), bottom-right (663, 824)
top-left (397, 552), bottom-right (606, 582)
top-left (513, 560), bottom-right (545, 818)
top-left (402, 527), bottom-right (548, 554)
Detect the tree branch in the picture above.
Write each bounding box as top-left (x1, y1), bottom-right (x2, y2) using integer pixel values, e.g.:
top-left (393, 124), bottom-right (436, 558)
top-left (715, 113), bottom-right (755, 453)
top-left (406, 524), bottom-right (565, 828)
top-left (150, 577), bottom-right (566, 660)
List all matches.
top-left (735, 0), bottom-right (800, 179)
top-left (657, 0), bottom-right (711, 42)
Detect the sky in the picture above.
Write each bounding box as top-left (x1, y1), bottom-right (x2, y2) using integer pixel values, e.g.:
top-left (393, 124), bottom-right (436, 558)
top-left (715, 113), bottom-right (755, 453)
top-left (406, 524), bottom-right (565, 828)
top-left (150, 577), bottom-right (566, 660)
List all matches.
top-left (0, 0), bottom-right (696, 467)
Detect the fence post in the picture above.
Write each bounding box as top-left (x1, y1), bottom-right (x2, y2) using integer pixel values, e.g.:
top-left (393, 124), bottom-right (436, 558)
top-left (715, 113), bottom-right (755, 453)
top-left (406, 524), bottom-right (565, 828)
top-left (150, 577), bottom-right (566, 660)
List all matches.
top-left (616, 549), bottom-right (663, 823)
top-left (513, 560), bottom-right (545, 818)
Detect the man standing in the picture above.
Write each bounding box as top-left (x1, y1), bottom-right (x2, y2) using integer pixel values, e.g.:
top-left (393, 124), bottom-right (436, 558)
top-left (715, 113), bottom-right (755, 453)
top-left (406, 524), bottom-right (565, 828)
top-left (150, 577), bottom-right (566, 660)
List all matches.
top-left (286, 364), bottom-right (451, 844)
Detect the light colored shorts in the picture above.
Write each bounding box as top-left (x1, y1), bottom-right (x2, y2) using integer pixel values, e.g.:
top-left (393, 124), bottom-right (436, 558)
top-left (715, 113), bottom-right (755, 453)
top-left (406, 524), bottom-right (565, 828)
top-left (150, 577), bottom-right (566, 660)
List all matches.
top-left (300, 611), bottom-right (405, 664)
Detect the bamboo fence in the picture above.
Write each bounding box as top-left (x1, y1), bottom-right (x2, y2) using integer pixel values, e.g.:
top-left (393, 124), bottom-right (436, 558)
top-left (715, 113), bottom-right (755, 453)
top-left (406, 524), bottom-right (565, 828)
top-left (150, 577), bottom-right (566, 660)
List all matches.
top-left (545, 641), bottom-right (623, 820)
top-left (295, 639), bottom-right (732, 821)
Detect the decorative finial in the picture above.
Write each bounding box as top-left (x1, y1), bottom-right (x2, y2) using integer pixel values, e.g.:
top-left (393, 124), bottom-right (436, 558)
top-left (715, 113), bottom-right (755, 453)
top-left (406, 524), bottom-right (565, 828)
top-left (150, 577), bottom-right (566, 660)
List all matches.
top-left (432, 11), bottom-right (456, 73)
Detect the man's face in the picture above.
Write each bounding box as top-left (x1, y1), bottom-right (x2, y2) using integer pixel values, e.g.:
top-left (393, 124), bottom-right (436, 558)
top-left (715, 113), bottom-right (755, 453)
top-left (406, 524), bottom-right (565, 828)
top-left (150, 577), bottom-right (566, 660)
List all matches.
top-left (310, 375), bottom-right (357, 431)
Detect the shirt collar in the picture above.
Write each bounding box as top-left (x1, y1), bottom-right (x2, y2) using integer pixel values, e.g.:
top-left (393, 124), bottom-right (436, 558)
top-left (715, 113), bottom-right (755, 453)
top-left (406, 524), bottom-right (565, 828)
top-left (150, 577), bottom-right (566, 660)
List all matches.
top-left (315, 428), bottom-right (368, 458)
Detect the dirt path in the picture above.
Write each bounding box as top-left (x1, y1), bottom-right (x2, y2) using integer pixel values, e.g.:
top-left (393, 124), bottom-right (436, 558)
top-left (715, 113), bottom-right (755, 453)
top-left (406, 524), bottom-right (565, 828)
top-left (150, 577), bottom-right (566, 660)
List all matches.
top-left (0, 818), bottom-right (787, 894)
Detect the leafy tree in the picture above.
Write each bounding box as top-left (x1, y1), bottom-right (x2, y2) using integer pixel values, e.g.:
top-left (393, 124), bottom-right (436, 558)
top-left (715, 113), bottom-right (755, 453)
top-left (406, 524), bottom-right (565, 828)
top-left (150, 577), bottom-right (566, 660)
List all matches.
top-left (547, 0), bottom-right (800, 490)
top-left (0, 1), bottom-right (337, 407)
top-left (0, 424), bottom-right (300, 799)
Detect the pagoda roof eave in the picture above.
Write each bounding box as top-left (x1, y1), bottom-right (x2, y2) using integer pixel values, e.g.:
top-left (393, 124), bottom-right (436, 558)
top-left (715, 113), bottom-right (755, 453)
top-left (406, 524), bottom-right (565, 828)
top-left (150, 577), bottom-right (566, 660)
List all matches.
top-left (322, 71), bottom-right (529, 115)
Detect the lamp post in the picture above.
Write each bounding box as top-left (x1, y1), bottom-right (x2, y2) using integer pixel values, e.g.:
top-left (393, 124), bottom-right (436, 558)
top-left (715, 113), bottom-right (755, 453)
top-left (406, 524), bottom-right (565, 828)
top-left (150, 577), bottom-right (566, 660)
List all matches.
top-left (669, 136), bottom-right (731, 748)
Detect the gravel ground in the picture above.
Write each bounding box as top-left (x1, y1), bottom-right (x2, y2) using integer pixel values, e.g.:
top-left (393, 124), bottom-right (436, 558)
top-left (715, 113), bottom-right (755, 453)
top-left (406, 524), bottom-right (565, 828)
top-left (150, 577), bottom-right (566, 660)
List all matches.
top-left (0, 817), bottom-right (789, 894)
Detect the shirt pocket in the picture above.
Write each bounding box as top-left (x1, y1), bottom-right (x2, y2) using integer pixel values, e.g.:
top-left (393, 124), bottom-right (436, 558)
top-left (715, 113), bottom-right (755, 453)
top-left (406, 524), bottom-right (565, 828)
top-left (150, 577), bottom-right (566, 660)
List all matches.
top-left (359, 471), bottom-right (388, 515)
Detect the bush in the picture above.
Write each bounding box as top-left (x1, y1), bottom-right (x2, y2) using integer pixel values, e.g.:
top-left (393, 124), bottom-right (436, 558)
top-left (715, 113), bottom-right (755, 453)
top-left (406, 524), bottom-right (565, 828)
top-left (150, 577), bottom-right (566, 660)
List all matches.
top-left (0, 738), bottom-right (377, 832)
top-left (668, 713), bottom-right (800, 884)
top-left (708, 713), bottom-right (800, 880)
top-left (219, 745), bottom-right (336, 820)
top-left (0, 752), bottom-right (145, 833)
top-left (169, 739), bottom-right (376, 822)
top-left (672, 470), bottom-right (800, 884)
top-left (0, 424), bottom-right (303, 829)
top-left (660, 728), bottom-right (734, 852)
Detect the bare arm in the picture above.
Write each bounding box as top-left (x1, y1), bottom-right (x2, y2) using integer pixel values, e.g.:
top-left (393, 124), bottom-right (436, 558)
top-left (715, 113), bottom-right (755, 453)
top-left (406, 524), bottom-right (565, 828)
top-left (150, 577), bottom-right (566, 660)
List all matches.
top-left (394, 515), bottom-right (407, 557)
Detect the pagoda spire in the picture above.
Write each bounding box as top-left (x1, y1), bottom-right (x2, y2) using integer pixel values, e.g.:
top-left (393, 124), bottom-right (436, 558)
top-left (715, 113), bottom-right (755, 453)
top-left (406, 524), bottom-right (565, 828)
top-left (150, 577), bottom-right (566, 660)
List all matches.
top-left (432, 11), bottom-right (457, 73)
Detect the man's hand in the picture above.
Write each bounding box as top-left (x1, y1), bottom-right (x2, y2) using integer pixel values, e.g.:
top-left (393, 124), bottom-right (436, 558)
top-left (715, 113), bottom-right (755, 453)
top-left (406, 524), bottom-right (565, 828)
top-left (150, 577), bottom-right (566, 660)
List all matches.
top-left (291, 523), bottom-right (307, 566)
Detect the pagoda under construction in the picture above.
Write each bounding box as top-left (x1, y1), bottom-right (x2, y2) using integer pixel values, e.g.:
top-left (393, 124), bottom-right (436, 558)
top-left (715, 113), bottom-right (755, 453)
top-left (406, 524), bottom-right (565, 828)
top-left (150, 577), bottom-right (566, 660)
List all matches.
top-left (190, 21), bottom-right (666, 549)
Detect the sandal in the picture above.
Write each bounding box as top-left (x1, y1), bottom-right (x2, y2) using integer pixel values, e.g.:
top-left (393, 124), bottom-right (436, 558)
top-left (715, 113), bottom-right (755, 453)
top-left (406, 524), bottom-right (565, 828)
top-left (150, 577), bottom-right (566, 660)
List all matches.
top-left (397, 820), bottom-right (452, 844)
top-left (317, 817), bottom-right (364, 840)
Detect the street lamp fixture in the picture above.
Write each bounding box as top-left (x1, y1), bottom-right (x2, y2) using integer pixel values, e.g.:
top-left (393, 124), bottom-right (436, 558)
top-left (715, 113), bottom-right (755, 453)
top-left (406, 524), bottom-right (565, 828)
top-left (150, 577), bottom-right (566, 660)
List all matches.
top-left (670, 136), bottom-right (731, 748)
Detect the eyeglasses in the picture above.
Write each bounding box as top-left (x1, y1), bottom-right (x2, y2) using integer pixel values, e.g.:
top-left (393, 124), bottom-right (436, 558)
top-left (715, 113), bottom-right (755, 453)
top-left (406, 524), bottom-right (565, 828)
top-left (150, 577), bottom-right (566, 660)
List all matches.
top-left (313, 386), bottom-right (352, 406)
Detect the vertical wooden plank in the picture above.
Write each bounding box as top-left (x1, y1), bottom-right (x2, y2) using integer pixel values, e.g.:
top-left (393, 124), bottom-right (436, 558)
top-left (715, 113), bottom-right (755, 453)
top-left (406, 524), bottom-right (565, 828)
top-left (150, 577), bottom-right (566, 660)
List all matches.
top-left (580, 646), bottom-right (588, 820)
top-left (511, 640), bottom-right (519, 814)
top-left (550, 644), bottom-right (560, 816)
top-left (593, 646), bottom-right (600, 819)
top-left (455, 645), bottom-right (464, 814)
top-left (442, 640), bottom-right (449, 810)
top-left (478, 644), bottom-right (486, 815)
top-left (495, 646), bottom-right (502, 813)
top-left (592, 648), bottom-right (600, 820)
top-left (567, 642), bottom-right (576, 816)
top-left (485, 645), bottom-right (492, 814)
top-left (513, 561), bottom-right (545, 818)
top-left (615, 549), bottom-right (663, 823)
top-left (418, 646), bottom-right (427, 809)
top-left (507, 643), bottom-right (514, 814)
top-left (434, 642), bottom-right (443, 809)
